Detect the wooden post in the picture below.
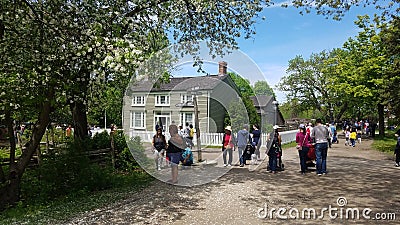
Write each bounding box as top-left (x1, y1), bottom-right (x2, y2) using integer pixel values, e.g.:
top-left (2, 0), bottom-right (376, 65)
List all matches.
top-left (193, 94), bottom-right (202, 162)
top-left (110, 131), bottom-right (116, 168)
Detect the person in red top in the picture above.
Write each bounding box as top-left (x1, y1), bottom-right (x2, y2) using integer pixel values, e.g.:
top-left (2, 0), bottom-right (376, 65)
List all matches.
top-left (66, 125), bottom-right (72, 139)
top-left (296, 124), bottom-right (311, 175)
top-left (222, 126), bottom-right (235, 167)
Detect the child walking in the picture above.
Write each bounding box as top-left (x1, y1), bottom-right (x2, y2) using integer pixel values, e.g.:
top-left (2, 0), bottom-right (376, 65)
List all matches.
top-left (345, 128), bottom-right (350, 146)
top-left (357, 131), bottom-right (362, 144)
top-left (350, 128), bottom-right (357, 147)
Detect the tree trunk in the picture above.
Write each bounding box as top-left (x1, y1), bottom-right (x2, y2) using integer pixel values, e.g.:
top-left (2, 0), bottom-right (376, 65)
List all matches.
top-left (0, 166), bottom-right (5, 184)
top-left (0, 176), bottom-right (21, 210)
top-left (378, 103), bottom-right (385, 137)
top-left (0, 94), bottom-right (53, 211)
top-left (5, 110), bottom-right (16, 168)
top-left (71, 101), bottom-right (88, 140)
top-left (335, 102), bottom-right (348, 123)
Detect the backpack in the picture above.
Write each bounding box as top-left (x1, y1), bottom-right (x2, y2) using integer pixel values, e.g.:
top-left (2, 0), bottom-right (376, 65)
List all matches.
top-left (189, 128), bottom-right (194, 138)
top-left (183, 127), bottom-right (190, 138)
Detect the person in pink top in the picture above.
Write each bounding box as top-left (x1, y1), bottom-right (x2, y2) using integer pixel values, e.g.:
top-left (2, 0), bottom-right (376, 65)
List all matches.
top-left (296, 124), bottom-right (311, 175)
top-left (222, 126), bottom-right (235, 167)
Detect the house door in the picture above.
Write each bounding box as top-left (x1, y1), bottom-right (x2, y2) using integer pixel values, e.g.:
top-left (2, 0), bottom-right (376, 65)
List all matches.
top-left (154, 113), bottom-right (170, 132)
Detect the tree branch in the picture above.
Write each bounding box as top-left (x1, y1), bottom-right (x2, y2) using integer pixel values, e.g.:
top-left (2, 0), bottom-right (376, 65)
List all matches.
top-left (21, 0), bottom-right (42, 23)
top-left (0, 20), bottom-right (4, 40)
top-left (125, 0), bottom-right (171, 17)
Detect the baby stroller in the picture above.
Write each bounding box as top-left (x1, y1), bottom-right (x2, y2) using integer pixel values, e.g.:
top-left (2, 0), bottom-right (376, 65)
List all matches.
top-left (241, 143), bottom-right (256, 165)
top-left (305, 145), bottom-right (316, 169)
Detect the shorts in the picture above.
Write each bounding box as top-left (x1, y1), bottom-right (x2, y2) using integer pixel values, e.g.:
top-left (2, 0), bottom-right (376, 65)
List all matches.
top-left (167, 152), bottom-right (182, 166)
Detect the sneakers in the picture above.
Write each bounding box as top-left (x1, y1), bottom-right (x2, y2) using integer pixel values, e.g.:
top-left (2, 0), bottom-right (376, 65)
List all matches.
top-left (239, 164), bottom-right (244, 167)
top-left (227, 164), bottom-right (232, 167)
top-left (317, 173), bottom-right (322, 176)
top-left (395, 163), bottom-right (399, 167)
top-left (157, 167), bottom-right (161, 171)
top-left (223, 164), bottom-right (227, 167)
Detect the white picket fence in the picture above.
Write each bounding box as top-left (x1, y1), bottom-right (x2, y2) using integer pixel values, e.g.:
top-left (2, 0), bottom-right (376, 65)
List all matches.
top-left (127, 130), bottom-right (298, 147)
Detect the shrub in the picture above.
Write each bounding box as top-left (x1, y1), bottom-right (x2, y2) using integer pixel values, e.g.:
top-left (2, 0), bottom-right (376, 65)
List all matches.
top-left (113, 130), bottom-right (139, 171)
top-left (92, 131), bottom-right (111, 149)
top-left (127, 136), bottom-right (153, 169)
top-left (21, 139), bottom-right (113, 203)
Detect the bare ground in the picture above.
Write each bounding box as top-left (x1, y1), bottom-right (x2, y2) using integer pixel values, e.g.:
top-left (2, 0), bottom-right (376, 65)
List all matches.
top-left (65, 137), bottom-right (400, 225)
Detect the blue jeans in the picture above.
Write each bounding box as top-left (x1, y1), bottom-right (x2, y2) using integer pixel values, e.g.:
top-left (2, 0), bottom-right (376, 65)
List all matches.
top-left (315, 143), bottom-right (328, 174)
top-left (238, 146), bottom-right (245, 165)
top-left (350, 138), bottom-right (356, 147)
top-left (298, 146), bottom-right (309, 173)
top-left (223, 148), bottom-right (233, 165)
top-left (269, 154), bottom-right (277, 171)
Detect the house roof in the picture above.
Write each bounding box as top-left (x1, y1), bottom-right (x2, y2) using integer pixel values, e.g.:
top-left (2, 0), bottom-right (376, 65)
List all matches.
top-left (128, 74), bottom-right (230, 93)
top-left (250, 95), bottom-right (273, 107)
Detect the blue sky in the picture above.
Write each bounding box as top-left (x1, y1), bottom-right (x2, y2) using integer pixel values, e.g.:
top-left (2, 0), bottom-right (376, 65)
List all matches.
top-left (237, 3), bottom-right (381, 102)
top-left (172, 2), bottom-right (383, 103)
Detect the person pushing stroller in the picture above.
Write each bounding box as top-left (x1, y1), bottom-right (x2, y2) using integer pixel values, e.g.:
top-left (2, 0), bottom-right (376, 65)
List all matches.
top-left (267, 125), bottom-right (283, 174)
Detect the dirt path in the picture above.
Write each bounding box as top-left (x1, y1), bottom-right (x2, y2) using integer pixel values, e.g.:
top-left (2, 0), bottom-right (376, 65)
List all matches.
top-left (66, 137), bottom-right (400, 224)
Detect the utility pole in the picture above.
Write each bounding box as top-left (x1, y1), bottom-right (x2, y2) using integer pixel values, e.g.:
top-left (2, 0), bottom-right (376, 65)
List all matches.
top-left (189, 86), bottom-right (202, 162)
top-left (192, 93), bottom-right (202, 162)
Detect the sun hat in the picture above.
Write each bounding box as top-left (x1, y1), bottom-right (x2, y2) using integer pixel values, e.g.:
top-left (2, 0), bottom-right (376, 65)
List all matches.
top-left (299, 124), bottom-right (305, 129)
top-left (225, 126), bottom-right (232, 131)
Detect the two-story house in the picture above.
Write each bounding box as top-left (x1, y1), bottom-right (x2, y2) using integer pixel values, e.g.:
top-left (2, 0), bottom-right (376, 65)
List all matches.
top-left (123, 61), bottom-right (241, 134)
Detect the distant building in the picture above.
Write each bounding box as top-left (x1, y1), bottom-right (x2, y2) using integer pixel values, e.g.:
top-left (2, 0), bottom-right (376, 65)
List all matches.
top-left (250, 95), bottom-right (285, 127)
top-left (123, 61), bottom-right (241, 133)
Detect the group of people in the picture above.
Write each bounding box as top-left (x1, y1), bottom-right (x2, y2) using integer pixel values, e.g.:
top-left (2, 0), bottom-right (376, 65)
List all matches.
top-left (221, 121), bottom-right (331, 175)
top-left (151, 119), bottom-right (400, 184)
top-left (221, 124), bottom-right (262, 167)
top-left (295, 118), bottom-right (330, 176)
top-left (152, 124), bottom-right (194, 184)
top-left (342, 119), bottom-right (377, 137)
top-left (344, 127), bottom-right (362, 147)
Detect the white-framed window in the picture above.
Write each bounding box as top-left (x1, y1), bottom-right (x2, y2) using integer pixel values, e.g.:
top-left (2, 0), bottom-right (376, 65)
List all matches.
top-left (155, 95), bottom-right (170, 106)
top-left (130, 111), bottom-right (145, 129)
top-left (131, 95), bottom-right (145, 106)
top-left (180, 94), bottom-right (193, 103)
top-left (154, 113), bottom-right (171, 133)
top-left (180, 112), bottom-right (193, 127)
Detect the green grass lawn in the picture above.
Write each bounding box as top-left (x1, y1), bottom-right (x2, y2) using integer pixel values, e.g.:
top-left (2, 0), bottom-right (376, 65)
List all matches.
top-left (371, 130), bottom-right (398, 153)
top-left (0, 171), bottom-right (154, 225)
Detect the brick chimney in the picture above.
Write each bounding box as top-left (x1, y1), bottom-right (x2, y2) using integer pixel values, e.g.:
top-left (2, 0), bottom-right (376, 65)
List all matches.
top-left (218, 61), bottom-right (227, 76)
